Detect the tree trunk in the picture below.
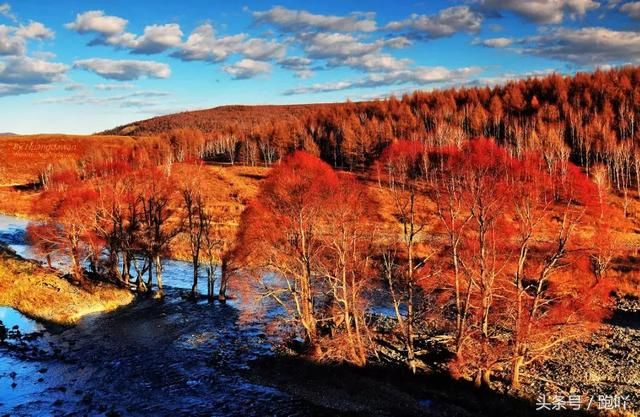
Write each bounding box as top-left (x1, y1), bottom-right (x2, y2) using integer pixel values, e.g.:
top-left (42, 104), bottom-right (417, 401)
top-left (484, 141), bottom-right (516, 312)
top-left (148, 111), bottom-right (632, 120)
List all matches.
top-left (406, 281), bottom-right (416, 373)
top-left (191, 253), bottom-right (199, 299)
top-left (155, 255), bottom-right (164, 299)
top-left (218, 257), bottom-right (228, 302)
top-left (122, 252), bottom-right (131, 285)
top-left (482, 368), bottom-right (492, 387)
top-left (300, 271), bottom-right (317, 349)
top-left (70, 242), bottom-right (84, 284)
top-left (206, 265), bottom-right (215, 302)
top-left (147, 256), bottom-right (153, 287)
top-left (511, 355), bottom-right (524, 389)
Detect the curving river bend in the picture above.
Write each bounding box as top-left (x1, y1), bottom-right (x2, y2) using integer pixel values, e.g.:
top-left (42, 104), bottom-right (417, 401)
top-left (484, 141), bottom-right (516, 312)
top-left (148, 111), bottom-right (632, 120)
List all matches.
top-left (0, 214), bottom-right (333, 417)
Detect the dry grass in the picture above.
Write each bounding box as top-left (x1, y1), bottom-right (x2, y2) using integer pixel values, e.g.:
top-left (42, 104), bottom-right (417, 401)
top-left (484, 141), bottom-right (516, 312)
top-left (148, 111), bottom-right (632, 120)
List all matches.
top-left (0, 134), bottom-right (148, 218)
top-left (0, 249), bottom-right (134, 326)
top-left (169, 163), bottom-right (266, 260)
top-left (0, 134), bottom-right (141, 186)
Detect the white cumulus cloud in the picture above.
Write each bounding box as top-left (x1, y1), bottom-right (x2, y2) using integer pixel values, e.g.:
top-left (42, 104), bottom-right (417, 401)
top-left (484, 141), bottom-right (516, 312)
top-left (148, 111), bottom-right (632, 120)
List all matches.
top-left (474, 37), bottom-right (513, 48)
top-left (385, 6), bottom-right (483, 39)
top-left (0, 55), bottom-right (68, 96)
top-left (621, 1), bottom-right (640, 18)
top-left (253, 6), bottom-right (377, 32)
top-left (223, 59), bottom-right (271, 79)
top-left (477, 0), bottom-right (600, 24)
top-left (284, 66), bottom-right (482, 95)
top-left (74, 58), bottom-right (171, 81)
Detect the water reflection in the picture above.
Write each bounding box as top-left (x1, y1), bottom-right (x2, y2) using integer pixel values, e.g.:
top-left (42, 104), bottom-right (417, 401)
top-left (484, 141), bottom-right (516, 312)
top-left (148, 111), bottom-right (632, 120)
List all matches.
top-left (0, 307), bottom-right (43, 334)
top-left (0, 214), bottom-right (323, 416)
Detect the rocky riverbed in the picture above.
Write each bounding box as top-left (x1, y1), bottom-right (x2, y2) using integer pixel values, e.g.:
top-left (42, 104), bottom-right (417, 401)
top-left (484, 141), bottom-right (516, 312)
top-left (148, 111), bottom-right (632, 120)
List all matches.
top-left (521, 297), bottom-right (640, 414)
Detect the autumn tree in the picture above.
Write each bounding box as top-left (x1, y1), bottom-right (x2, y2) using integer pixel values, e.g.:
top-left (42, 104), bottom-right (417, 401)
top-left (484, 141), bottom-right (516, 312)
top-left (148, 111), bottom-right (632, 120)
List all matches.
top-left (316, 174), bottom-right (378, 364)
top-left (444, 139), bottom-right (514, 387)
top-left (432, 146), bottom-right (473, 354)
top-left (429, 140), bottom-right (614, 388)
top-left (136, 168), bottom-right (180, 298)
top-left (163, 127), bottom-right (205, 162)
top-left (376, 140), bottom-right (431, 373)
top-left (507, 163), bottom-right (613, 388)
top-left (91, 160), bottom-right (137, 285)
top-left (27, 179), bottom-right (101, 284)
top-left (234, 151), bottom-right (377, 362)
top-left (180, 163), bottom-right (208, 299)
top-left (233, 152), bottom-right (338, 351)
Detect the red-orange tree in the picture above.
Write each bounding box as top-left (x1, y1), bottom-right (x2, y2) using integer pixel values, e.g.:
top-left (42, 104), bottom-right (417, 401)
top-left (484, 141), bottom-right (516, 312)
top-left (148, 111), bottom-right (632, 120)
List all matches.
top-left (316, 174), bottom-right (378, 364)
top-left (27, 173), bottom-right (101, 284)
top-left (234, 152), bottom-right (339, 351)
top-left (375, 140), bottom-right (431, 373)
top-left (430, 139), bottom-right (614, 388)
top-left (233, 151), bottom-right (377, 361)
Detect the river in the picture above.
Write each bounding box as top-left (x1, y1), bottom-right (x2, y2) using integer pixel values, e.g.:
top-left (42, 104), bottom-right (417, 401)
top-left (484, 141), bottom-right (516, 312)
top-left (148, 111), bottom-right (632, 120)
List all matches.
top-left (0, 214), bottom-right (335, 417)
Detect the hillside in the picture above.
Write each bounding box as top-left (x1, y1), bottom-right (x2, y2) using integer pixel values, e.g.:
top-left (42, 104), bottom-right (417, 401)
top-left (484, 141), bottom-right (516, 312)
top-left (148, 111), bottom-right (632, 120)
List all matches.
top-left (101, 104), bottom-right (330, 136)
top-left (102, 66), bottom-right (640, 190)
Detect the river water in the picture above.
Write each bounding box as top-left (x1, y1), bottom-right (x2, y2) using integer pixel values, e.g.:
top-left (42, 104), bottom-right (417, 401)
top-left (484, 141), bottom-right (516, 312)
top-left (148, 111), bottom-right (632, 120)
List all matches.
top-left (0, 214), bottom-right (332, 417)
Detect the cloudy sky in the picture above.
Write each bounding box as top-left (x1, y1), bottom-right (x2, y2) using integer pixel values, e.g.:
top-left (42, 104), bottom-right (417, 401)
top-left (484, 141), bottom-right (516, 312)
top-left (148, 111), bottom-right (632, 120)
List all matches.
top-left (0, 0), bottom-right (637, 134)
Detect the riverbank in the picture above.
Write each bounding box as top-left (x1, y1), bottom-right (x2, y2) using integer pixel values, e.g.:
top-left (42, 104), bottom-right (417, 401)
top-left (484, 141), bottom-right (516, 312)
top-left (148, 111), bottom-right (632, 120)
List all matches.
top-left (0, 244), bottom-right (134, 326)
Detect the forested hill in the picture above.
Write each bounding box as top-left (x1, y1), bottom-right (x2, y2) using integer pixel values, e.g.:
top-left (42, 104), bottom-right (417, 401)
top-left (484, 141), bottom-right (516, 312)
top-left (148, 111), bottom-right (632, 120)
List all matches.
top-left (103, 66), bottom-right (640, 189)
top-left (101, 104), bottom-right (323, 136)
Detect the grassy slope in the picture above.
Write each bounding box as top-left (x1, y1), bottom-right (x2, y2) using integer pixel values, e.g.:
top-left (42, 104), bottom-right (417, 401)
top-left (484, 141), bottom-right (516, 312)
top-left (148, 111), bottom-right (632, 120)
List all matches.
top-left (0, 246), bottom-right (133, 326)
top-left (0, 134), bottom-right (140, 185)
top-left (169, 163), bottom-right (266, 260)
top-left (0, 134), bottom-right (145, 218)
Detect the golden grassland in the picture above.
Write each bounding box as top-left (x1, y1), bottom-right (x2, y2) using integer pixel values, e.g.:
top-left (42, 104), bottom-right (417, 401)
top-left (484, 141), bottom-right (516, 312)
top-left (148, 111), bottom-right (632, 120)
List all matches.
top-left (0, 134), bottom-right (147, 218)
top-left (169, 163), bottom-right (266, 260)
top-left (0, 134), bottom-right (142, 185)
top-left (0, 247), bottom-right (134, 326)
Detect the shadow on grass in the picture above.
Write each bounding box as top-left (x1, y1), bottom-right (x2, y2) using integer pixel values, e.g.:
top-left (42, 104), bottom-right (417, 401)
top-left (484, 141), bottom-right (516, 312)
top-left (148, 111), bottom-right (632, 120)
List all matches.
top-left (11, 182), bottom-right (42, 192)
top-left (607, 307), bottom-right (640, 330)
top-left (237, 172), bottom-right (268, 180)
top-left (247, 355), bottom-right (593, 417)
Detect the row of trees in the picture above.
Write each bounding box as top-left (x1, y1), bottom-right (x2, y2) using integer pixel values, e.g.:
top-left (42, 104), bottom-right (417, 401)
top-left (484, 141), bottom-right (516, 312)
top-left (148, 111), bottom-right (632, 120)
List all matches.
top-left (111, 67), bottom-right (640, 198)
top-left (28, 150), bottom-right (229, 301)
top-left (232, 139), bottom-right (615, 388)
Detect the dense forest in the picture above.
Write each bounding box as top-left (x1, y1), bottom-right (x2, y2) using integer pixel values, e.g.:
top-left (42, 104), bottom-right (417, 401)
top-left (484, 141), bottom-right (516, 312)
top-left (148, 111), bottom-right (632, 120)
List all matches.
top-left (106, 66), bottom-right (640, 193)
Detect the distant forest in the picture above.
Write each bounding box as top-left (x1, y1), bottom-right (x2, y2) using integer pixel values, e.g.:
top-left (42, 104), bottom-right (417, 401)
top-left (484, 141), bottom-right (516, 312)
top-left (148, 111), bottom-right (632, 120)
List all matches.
top-left (105, 66), bottom-right (640, 191)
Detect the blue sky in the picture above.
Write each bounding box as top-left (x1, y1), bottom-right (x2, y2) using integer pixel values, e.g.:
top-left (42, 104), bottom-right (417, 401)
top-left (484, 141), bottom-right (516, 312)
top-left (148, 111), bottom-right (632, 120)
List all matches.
top-left (0, 0), bottom-right (638, 134)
